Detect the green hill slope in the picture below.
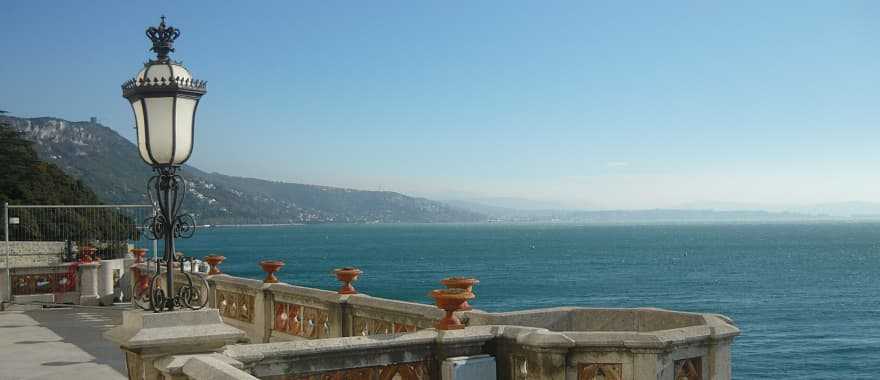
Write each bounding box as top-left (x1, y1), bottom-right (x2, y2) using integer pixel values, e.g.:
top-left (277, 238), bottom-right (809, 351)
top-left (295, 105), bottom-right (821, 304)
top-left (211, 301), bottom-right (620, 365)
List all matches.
top-left (0, 122), bottom-right (100, 205)
top-left (0, 121), bottom-right (136, 243)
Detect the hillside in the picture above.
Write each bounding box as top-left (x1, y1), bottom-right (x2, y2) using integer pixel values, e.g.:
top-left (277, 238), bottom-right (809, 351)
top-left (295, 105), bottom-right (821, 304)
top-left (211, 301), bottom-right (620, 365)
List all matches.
top-left (0, 121), bottom-right (100, 205)
top-left (0, 115), bottom-right (485, 224)
top-left (0, 120), bottom-right (136, 243)
top-left (445, 199), bottom-right (829, 223)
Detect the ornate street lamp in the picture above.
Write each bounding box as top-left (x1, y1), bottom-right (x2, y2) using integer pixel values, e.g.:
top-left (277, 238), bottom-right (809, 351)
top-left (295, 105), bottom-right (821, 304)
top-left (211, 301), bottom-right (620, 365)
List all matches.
top-left (123, 16), bottom-right (208, 312)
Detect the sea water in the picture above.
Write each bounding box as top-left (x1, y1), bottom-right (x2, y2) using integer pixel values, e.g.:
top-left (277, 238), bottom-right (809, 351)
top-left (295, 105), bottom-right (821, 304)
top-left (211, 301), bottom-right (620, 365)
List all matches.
top-left (167, 222), bottom-right (880, 379)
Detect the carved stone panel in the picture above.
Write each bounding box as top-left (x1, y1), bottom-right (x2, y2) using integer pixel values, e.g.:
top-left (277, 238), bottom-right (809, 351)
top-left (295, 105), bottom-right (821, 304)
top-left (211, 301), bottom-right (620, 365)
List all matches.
top-left (274, 301), bottom-right (330, 339)
top-left (264, 361), bottom-right (430, 380)
top-left (578, 363), bottom-right (622, 380)
top-left (512, 356), bottom-right (528, 380)
top-left (352, 316), bottom-right (418, 336)
top-left (393, 322), bottom-right (418, 334)
top-left (216, 289), bottom-right (255, 323)
top-left (11, 272), bottom-right (75, 295)
top-left (674, 357), bottom-right (702, 380)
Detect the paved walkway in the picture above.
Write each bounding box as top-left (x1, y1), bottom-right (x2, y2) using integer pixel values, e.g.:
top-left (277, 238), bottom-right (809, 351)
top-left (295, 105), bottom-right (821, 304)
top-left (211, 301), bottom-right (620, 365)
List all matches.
top-left (0, 305), bottom-right (127, 380)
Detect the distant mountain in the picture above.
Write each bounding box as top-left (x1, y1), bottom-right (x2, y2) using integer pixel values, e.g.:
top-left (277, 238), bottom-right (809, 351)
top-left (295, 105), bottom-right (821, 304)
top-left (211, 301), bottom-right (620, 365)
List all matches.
top-left (447, 199), bottom-right (828, 223)
top-left (0, 120), bottom-right (135, 243)
top-left (0, 120), bottom-right (101, 206)
top-left (793, 202), bottom-right (880, 218)
top-left (679, 201), bottom-right (880, 219)
top-left (0, 115), bottom-right (485, 224)
top-left (445, 197), bottom-right (576, 211)
top-left (557, 209), bottom-right (822, 223)
top-left (677, 201), bottom-right (775, 212)
top-left (442, 199), bottom-right (569, 221)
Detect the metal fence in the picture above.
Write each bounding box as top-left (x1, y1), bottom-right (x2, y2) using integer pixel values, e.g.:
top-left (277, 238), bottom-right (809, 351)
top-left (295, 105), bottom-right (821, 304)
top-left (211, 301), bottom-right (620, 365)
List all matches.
top-left (3, 204), bottom-right (156, 260)
top-left (0, 203), bottom-right (157, 304)
top-left (2, 203), bottom-right (159, 303)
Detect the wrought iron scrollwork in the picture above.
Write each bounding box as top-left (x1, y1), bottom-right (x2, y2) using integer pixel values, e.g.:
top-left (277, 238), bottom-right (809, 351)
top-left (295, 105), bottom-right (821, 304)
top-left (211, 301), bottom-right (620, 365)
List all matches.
top-left (136, 165), bottom-right (204, 312)
top-left (133, 255), bottom-right (209, 312)
top-left (142, 214), bottom-right (195, 240)
top-left (175, 213), bottom-right (197, 239)
top-left (144, 166), bottom-right (195, 240)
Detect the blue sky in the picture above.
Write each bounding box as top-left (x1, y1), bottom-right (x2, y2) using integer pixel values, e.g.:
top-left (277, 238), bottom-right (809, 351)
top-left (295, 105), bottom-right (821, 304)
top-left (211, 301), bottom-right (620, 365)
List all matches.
top-left (2, 1), bottom-right (878, 209)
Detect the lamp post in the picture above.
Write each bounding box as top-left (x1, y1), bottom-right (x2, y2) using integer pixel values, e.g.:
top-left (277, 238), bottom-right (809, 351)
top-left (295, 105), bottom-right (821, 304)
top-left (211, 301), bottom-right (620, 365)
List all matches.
top-left (123, 16), bottom-right (207, 312)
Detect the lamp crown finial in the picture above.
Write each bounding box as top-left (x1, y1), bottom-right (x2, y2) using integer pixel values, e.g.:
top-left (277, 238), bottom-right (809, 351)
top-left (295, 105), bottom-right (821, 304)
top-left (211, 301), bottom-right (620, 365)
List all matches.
top-left (146, 16), bottom-right (180, 62)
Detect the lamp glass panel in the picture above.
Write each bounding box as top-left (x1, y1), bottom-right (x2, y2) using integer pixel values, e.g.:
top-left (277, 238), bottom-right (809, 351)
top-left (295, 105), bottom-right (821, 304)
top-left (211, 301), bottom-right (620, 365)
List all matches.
top-left (172, 97), bottom-right (197, 164)
top-left (144, 96), bottom-right (175, 164)
top-left (130, 99), bottom-right (153, 165)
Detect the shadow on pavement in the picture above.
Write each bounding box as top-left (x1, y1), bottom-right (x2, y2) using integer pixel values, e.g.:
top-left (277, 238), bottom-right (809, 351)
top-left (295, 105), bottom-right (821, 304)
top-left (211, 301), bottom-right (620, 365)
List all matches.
top-left (23, 306), bottom-right (128, 375)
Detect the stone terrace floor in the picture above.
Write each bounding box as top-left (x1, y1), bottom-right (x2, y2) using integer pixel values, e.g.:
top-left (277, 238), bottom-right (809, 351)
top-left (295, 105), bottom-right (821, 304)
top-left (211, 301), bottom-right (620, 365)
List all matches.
top-left (0, 304), bottom-right (127, 380)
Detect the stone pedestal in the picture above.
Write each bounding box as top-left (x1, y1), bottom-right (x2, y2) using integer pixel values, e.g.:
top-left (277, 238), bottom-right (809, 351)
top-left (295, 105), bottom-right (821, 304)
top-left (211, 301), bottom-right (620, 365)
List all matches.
top-left (78, 262), bottom-right (101, 306)
top-left (104, 308), bottom-right (247, 380)
top-left (98, 260), bottom-right (115, 305)
top-left (516, 330), bottom-right (575, 380)
top-left (0, 269), bottom-right (9, 306)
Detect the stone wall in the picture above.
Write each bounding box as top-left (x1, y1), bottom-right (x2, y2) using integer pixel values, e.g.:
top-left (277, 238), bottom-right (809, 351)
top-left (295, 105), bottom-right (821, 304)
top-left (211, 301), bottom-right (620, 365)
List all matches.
top-left (0, 259), bottom-right (125, 306)
top-left (0, 241), bottom-right (65, 268)
top-left (127, 264), bottom-right (740, 380)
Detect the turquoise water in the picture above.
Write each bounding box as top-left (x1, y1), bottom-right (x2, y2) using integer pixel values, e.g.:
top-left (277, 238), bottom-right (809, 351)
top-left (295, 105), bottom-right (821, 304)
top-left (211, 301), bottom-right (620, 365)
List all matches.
top-left (161, 223), bottom-right (879, 379)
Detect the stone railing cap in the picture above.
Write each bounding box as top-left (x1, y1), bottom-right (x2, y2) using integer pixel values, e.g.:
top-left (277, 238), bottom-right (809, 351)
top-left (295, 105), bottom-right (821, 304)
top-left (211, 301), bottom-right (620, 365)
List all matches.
top-left (155, 353), bottom-right (244, 375)
top-left (267, 282), bottom-right (342, 303)
top-left (516, 328), bottom-right (576, 348)
top-left (434, 325), bottom-right (498, 344)
top-left (211, 275), bottom-right (264, 289)
top-left (702, 314), bottom-right (741, 339)
top-left (183, 355), bottom-right (259, 380)
top-left (347, 294), bottom-right (445, 319)
top-left (104, 309), bottom-right (246, 351)
top-left (224, 329), bottom-right (439, 364)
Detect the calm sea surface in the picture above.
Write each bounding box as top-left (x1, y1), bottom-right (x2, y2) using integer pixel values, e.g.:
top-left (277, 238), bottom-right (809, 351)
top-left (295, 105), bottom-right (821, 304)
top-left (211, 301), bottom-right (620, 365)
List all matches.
top-left (164, 223), bottom-right (880, 379)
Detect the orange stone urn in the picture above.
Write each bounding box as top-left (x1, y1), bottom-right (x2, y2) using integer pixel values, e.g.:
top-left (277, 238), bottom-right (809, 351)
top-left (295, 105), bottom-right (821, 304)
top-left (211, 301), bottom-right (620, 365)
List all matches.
top-left (430, 288), bottom-right (475, 330)
top-left (441, 276), bottom-right (479, 310)
top-left (260, 260), bottom-right (285, 283)
top-left (204, 255), bottom-right (225, 275)
top-left (334, 267), bottom-right (362, 294)
top-left (80, 246), bottom-right (97, 263)
top-left (131, 248), bottom-right (148, 264)
top-left (132, 267), bottom-right (149, 297)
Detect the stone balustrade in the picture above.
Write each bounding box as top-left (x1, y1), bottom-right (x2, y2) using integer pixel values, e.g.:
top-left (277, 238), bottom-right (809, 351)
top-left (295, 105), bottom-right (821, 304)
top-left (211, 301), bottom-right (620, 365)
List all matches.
top-left (0, 241), bottom-right (66, 268)
top-left (345, 293), bottom-right (444, 336)
top-left (1, 259), bottom-right (128, 306)
top-left (466, 307), bottom-right (739, 379)
top-left (123, 263), bottom-right (739, 380)
top-left (137, 263), bottom-right (444, 343)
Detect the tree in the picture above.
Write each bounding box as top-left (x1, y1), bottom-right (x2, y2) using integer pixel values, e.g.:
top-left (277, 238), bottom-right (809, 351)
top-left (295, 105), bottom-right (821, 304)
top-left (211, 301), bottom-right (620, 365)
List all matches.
top-left (0, 121), bottom-right (140, 250)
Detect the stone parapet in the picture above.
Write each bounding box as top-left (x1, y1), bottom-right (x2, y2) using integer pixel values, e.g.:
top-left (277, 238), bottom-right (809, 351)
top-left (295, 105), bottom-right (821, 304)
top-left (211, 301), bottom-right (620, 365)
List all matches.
top-left (123, 264), bottom-right (740, 380)
top-left (470, 309), bottom-right (739, 380)
top-left (0, 241), bottom-right (65, 269)
top-left (131, 263), bottom-right (450, 344)
top-left (104, 308), bottom-right (248, 380)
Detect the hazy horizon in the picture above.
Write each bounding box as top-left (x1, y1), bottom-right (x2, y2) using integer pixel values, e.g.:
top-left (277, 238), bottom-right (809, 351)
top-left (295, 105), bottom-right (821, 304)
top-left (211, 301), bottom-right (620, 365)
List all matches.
top-left (2, 1), bottom-right (877, 209)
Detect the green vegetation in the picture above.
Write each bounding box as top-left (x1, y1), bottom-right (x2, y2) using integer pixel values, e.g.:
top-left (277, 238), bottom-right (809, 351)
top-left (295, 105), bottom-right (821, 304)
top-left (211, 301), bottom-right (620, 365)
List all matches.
top-left (0, 122), bottom-right (100, 205)
top-left (0, 121), bottom-right (138, 246)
